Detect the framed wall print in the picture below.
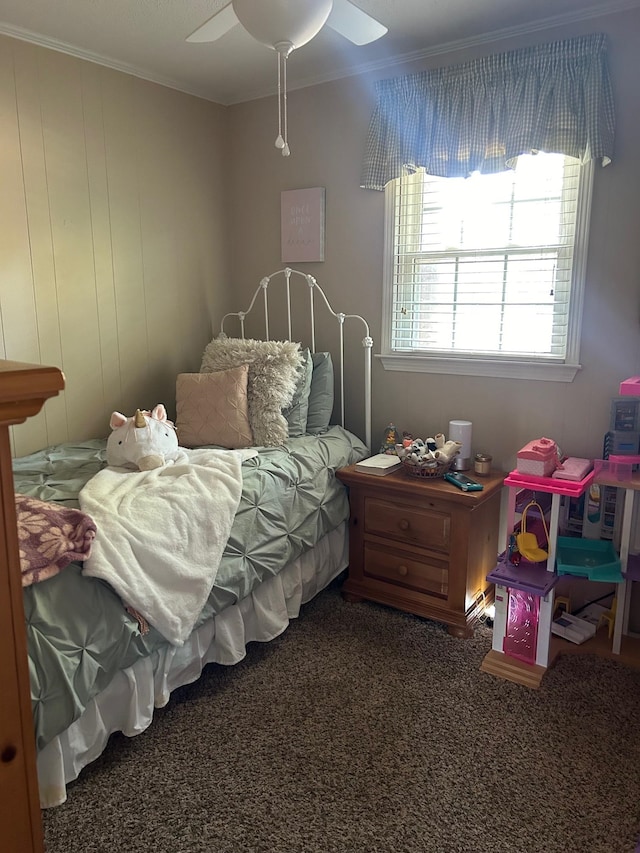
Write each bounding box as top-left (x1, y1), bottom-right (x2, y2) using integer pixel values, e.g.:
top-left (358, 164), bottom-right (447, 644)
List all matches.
top-left (281, 187), bottom-right (325, 263)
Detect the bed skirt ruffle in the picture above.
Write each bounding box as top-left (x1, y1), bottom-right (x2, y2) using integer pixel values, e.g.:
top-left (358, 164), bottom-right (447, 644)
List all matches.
top-left (37, 523), bottom-right (348, 808)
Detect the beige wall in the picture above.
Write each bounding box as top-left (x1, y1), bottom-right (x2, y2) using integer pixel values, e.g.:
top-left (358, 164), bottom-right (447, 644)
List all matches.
top-left (226, 7), bottom-right (640, 471)
top-left (0, 36), bottom-right (230, 456)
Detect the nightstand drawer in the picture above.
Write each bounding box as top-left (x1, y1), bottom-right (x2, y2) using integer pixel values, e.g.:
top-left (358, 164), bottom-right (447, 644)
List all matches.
top-left (365, 497), bottom-right (450, 553)
top-left (364, 542), bottom-right (448, 597)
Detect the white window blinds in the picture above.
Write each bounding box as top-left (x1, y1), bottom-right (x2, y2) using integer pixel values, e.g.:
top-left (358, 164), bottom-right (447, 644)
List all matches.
top-left (389, 153), bottom-right (584, 361)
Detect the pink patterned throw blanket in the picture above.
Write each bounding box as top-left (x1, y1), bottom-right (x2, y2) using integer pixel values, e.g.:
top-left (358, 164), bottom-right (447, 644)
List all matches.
top-left (16, 494), bottom-right (97, 587)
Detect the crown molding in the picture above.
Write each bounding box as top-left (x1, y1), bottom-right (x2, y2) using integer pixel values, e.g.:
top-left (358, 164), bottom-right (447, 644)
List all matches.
top-left (0, 22), bottom-right (219, 103)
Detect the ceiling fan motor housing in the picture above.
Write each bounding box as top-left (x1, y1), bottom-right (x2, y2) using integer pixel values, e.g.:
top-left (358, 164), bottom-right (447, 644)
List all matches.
top-left (233, 0), bottom-right (333, 50)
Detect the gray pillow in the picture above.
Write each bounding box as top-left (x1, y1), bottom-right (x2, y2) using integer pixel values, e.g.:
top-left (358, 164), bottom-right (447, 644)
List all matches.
top-left (284, 348), bottom-right (313, 437)
top-left (306, 352), bottom-right (334, 434)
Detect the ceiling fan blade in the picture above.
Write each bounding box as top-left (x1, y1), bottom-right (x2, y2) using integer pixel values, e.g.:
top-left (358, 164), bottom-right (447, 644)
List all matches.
top-left (326, 0), bottom-right (388, 46)
top-left (186, 3), bottom-right (239, 43)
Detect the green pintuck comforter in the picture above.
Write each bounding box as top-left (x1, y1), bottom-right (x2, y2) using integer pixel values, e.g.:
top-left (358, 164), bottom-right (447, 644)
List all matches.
top-left (14, 427), bottom-right (367, 751)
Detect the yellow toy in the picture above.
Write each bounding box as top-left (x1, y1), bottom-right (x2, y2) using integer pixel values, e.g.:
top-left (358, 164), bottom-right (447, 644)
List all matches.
top-left (516, 501), bottom-right (550, 563)
top-left (598, 597), bottom-right (617, 639)
top-left (379, 423), bottom-right (401, 455)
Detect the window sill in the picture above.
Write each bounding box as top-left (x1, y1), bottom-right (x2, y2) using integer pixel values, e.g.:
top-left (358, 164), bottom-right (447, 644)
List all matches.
top-left (377, 353), bottom-right (581, 382)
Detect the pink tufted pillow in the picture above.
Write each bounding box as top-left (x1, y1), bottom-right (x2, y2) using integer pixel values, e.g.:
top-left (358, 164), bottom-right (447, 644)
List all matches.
top-left (176, 364), bottom-right (254, 449)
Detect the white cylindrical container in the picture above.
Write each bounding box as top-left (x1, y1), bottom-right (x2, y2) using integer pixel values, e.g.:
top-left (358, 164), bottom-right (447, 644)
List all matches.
top-left (449, 420), bottom-right (472, 470)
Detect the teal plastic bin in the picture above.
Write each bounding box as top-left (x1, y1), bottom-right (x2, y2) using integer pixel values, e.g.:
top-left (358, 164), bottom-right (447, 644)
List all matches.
top-left (555, 537), bottom-right (623, 583)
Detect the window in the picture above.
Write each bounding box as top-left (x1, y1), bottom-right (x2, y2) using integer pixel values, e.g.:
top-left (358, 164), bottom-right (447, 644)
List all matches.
top-left (381, 153), bottom-right (593, 381)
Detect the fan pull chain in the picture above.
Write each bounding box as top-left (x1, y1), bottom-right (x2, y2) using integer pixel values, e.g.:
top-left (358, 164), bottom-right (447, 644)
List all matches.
top-left (281, 52), bottom-right (290, 157)
top-left (275, 50), bottom-right (284, 151)
top-left (274, 43), bottom-right (292, 157)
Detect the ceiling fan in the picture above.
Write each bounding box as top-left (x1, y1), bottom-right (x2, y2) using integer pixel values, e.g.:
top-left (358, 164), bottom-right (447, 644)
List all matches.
top-left (187, 0), bottom-right (388, 157)
top-left (187, 0), bottom-right (388, 50)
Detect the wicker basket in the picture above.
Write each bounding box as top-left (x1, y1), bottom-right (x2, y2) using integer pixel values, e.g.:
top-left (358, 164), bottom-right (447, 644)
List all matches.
top-left (401, 458), bottom-right (453, 479)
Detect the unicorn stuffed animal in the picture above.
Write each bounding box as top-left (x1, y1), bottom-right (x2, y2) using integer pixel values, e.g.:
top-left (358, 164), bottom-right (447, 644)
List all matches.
top-left (106, 404), bottom-right (181, 471)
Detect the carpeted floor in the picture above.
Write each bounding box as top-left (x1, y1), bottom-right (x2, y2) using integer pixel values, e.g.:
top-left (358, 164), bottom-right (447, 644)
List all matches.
top-left (43, 577), bottom-right (640, 853)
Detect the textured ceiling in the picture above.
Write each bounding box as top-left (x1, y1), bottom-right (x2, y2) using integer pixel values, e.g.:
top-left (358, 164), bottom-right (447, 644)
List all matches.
top-left (0, 0), bottom-right (635, 104)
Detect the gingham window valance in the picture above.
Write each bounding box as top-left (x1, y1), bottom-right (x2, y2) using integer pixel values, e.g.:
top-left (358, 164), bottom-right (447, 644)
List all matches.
top-left (361, 33), bottom-right (615, 190)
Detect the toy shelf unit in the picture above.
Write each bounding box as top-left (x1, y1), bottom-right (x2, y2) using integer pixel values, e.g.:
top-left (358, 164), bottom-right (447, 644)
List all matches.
top-left (483, 384), bottom-right (640, 688)
top-left (595, 389), bottom-right (640, 542)
top-left (590, 457), bottom-right (640, 657)
top-left (594, 375), bottom-right (640, 651)
top-left (480, 467), bottom-right (609, 688)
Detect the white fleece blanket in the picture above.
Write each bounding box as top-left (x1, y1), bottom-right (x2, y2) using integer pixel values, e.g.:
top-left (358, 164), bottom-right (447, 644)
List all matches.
top-left (79, 448), bottom-right (256, 646)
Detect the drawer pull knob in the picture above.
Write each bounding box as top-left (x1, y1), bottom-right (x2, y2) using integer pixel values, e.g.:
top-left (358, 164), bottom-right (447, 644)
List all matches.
top-left (397, 565), bottom-right (408, 576)
top-left (398, 519), bottom-right (409, 531)
top-left (1, 744), bottom-right (17, 763)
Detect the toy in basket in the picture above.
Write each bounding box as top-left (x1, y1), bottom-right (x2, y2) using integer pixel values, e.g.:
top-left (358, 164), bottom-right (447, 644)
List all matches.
top-left (396, 434), bottom-right (462, 479)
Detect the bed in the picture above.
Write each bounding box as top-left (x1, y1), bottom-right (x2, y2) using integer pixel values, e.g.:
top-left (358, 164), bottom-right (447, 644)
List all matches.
top-left (14, 268), bottom-right (373, 809)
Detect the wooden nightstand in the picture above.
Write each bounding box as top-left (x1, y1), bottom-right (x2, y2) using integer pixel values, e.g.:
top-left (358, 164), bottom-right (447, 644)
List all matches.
top-left (336, 465), bottom-right (504, 637)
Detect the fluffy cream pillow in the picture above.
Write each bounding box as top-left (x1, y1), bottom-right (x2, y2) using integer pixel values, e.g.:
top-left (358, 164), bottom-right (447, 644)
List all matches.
top-left (176, 365), bottom-right (254, 449)
top-left (200, 337), bottom-right (302, 447)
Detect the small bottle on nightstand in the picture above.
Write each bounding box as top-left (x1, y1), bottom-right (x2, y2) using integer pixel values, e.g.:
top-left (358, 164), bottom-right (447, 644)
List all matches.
top-left (474, 453), bottom-right (492, 476)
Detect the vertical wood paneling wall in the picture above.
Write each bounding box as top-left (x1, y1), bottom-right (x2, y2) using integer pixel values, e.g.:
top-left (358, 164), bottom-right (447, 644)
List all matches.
top-left (0, 36), bottom-right (230, 457)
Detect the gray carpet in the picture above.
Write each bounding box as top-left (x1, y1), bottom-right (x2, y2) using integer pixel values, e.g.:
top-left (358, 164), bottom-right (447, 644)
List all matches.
top-left (43, 577), bottom-right (640, 853)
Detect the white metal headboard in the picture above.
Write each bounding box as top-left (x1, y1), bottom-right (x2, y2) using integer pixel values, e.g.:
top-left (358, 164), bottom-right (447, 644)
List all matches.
top-left (220, 267), bottom-right (372, 450)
